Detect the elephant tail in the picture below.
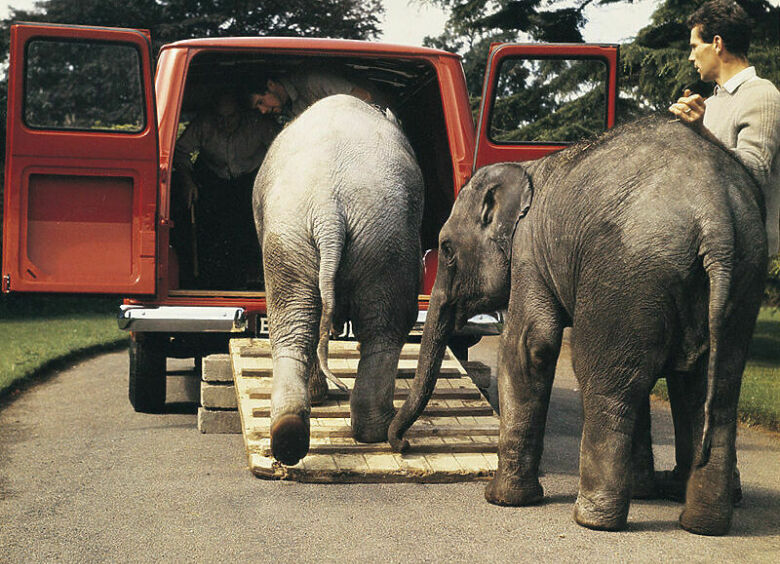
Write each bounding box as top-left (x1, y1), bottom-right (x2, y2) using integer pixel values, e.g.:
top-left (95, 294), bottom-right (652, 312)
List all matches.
top-left (699, 259), bottom-right (732, 468)
top-left (315, 218), bottom-right (349, 393)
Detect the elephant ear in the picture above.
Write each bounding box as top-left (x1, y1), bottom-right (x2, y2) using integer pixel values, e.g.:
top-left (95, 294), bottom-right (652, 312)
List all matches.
top-left (479, 164), bottom-right (533, 255)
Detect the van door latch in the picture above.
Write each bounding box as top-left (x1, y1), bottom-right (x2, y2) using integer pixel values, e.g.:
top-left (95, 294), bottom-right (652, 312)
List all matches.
top-left (3, 274), bottom-right (10, 291)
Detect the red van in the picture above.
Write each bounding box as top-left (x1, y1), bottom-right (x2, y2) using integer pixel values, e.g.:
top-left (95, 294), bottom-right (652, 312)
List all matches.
top-left (2, 23), bottom-right (618, 411)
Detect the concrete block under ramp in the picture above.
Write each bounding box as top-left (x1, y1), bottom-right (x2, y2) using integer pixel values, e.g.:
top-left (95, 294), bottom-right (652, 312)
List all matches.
top-left (197, 352), bottom-right (241, 434)
top-left (197, 408), bottom-right (241, 434)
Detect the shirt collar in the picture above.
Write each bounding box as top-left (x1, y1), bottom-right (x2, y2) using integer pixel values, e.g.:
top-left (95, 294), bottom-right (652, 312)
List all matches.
top-left (716, 66), bottom-right (756, 95)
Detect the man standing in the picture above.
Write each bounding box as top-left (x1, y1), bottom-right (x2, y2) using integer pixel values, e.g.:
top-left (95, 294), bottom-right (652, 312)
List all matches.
top-left (173, 90), bottom-right (280, 288)
top-left (669, 0), bottom-right (780, 255)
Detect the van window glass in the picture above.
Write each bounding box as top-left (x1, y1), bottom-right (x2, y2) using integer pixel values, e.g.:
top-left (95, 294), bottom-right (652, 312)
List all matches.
top-left (488, 57), bottom-right (608, 144)
top-left (24, 39), bottom-right (145, 132)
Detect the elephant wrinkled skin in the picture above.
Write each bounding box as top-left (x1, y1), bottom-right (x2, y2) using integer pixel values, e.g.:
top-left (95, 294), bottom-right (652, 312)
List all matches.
top-left (389, 116), bottom-right (767, 535)
top-left (254, 95), bottom-right (424, 466)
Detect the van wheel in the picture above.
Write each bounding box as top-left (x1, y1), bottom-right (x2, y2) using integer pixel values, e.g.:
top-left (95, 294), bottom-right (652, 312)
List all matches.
top-left (129, 332), bottom-right (168, 413)
top-left (448, 335), bottom-right (481, 361)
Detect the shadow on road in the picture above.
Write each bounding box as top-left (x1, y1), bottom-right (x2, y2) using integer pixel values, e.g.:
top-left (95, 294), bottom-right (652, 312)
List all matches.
top-left (730, 487), bottom-right (780, 537)
top-left (161, 401), bottom-right (198, 415)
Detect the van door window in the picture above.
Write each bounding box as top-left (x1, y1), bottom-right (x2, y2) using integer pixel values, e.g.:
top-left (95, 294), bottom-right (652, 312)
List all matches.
top-left (488, 57), bottom-right (609, 144)
top-left (24, 39), bottom-right (145, 132)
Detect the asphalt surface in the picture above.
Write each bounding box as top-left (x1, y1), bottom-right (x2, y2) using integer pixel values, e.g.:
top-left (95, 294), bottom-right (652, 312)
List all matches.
top-left (1, 336), bottom-right (778, 562)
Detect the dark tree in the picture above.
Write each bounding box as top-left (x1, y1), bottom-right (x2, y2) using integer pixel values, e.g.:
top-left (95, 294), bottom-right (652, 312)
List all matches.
top-left (1, 0), bottom-right (384, 53)
top-left (422, 1), bottom-right (631, 140)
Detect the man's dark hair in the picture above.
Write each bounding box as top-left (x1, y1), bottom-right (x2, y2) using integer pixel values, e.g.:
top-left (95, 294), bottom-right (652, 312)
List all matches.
top-left (687, 0), bottom-right (753, 58)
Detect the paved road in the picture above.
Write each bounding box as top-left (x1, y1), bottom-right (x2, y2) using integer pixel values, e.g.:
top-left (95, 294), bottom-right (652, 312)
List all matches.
top-left (1, 337), bottom-right (778, 562)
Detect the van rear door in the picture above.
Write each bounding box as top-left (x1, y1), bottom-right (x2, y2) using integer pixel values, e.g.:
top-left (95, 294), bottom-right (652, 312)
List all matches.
top-left (474, 43), bottom-right (619, 169)
top-left (2, 23), bottom-right (159, 295)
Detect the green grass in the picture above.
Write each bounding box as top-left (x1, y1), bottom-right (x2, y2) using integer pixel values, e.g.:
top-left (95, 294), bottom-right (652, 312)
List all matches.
top-left (653, 307), bottom-right (780, 432)
top-left (0, 295), bottom-right (127, 396)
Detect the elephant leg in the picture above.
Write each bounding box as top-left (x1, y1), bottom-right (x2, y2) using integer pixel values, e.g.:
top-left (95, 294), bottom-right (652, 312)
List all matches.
top-left (574, 388), bottom-right (640, 531)
top-left (571, 316), bottom-right (662, 531)
top-left (655, 372), bottom-right (693, 502)
top-left (348, 252), bottom-right (418, 444)
top-left (350, 337), bottom-right (404, 443)
top-left (265, 253), bottom-right (320, 466)
top-left (485, 283), bottom-right (563, 507)
top-left (631, 394), bottom-right (656, 499)
top-left (308, 362), bottom-right (329, 406)
top-left (679, 349), bottom-right (745, 535)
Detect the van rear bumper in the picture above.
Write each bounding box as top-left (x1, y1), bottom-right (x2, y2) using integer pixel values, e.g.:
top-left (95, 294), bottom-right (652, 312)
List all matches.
top-left (118, 305), bottom-right (504, 336)
top-left (118, 305), bottom-right (247, 333)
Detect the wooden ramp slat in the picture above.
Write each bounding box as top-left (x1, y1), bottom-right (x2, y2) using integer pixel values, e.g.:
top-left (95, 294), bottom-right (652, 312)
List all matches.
top-left (231, 338), bottom-right (499, 483)
top-left (247, 387), bottom-right (483, 401)
top-left (248, 424), bottom-right (500, 440)
top-left (251, 405), bottom-right (495, 419)
top-left (252, 442), bottom-right (498, 456)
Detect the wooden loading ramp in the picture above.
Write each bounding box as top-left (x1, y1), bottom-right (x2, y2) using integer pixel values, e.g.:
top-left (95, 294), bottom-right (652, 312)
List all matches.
top-left (230, 338), bottom-right (499, 483)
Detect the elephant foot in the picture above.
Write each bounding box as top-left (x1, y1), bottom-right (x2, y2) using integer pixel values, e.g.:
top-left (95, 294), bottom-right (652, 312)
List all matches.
top-left (352, 409), bottom-right (394, 443)
top-left (732, 468), bottom-right (743, 507)
top-left (679, 506), bottom-right (732, 536)
top-left (484, 473), bottom-right (543, 507)
top-left (573, 491), bottom-right (629, 531)
top-left (678, 456), bottom-right (734, 535)
top-left (654, 467), bottom-right (687, 502)
top-left (631, 465), bottom-right (657, 500)
top-left (631, 478), bottom-right (657, 500)
top-left (270, 413), bottom-right (310, 466)
top-left (308, 368), bottom-right (329, 406)
top-left (655, 466), bottom-right (742, 507)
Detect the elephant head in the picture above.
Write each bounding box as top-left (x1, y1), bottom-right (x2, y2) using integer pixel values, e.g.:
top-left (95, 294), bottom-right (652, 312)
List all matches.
top-left (388, 162), bottom-right (534, 452)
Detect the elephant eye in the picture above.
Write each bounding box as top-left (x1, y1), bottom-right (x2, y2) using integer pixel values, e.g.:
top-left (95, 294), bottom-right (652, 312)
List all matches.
top-left (440, 240), bottom-right (456, 266)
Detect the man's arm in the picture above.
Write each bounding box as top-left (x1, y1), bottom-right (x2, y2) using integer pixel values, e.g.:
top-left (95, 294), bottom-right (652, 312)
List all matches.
top-left (173, 118), bottom-right (203, 207)
top-left (731, 85), bottom-right (780, 187)
top-left (306, 71), bottom-right (373, 103)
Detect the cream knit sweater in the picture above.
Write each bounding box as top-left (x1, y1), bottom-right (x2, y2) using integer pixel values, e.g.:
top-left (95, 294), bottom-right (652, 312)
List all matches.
top-left (704, 71), bottom-right (780, 255)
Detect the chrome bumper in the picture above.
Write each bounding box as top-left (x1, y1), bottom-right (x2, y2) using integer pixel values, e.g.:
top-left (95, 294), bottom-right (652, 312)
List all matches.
top-left (413, 310), bottom-right (504, 336)
top-left (118, 305), bottom-right (503, 337)
top-left (118, 305), bottom-right (247, 333)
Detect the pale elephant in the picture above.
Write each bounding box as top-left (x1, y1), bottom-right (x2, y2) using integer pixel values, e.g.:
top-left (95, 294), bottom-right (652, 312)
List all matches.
top-left (254, 95), bottom-right (424, 466)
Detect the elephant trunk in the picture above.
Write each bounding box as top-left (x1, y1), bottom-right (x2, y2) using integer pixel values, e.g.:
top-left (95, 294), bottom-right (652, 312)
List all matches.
top-left (388, 286), bottom-right (456, 452)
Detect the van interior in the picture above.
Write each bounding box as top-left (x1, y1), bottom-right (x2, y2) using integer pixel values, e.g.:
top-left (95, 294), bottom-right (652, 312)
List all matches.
top-left (170, 51), bottom-right (456, 293)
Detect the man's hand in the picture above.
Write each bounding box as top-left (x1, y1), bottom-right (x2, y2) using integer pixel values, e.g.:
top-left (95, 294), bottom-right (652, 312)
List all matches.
top-left (668, 89), bottom-right (706, 128)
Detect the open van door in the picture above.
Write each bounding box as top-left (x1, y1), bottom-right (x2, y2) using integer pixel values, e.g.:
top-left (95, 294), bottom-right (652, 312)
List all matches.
top-left (474, 43), bottom-right (619, 169)
top-left (2, 23), bottom-right (159, 295)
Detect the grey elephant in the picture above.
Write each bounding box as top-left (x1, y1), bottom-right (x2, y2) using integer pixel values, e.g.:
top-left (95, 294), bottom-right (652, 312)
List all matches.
top-left (253, 95), bottom-right (424, 466)
top-left (389, 115), bottom-right (766, 535)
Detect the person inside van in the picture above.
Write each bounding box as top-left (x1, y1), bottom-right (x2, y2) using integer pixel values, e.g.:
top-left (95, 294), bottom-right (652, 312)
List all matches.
top-left (173, 89), bottom-right (280, 289)
top-left (249, 69), bottom-right (376, 118)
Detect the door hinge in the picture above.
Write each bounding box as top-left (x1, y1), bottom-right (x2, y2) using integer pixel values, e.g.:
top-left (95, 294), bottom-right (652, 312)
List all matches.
top-left (3, 274), bottom-right (10, 292)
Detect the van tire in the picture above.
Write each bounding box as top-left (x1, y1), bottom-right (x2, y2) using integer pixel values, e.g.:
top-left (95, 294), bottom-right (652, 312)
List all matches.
top-left (129, 332), bottom-right (168, 413)
top-left (448, 335), bottom-right (481, 361)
